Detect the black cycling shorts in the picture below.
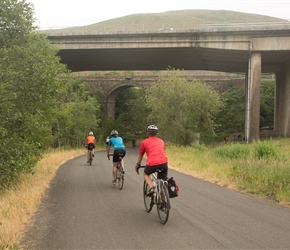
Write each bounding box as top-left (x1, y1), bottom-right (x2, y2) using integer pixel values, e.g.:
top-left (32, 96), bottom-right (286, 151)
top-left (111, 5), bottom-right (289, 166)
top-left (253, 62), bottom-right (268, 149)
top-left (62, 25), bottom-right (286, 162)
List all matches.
top-left (87, 144), bottom-right (95, 150)
top-left (144, 163), bottom-right (168, 180)
top-left (113, 149), bottom-right (126, 163)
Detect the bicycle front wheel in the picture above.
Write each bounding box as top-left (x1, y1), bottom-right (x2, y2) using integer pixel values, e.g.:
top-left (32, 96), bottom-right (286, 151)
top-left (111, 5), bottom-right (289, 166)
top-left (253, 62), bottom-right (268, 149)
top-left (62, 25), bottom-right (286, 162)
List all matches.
top-left (157, 182), bottom-right (170, 224)
top-left (117, 167), bottom-right (124, 190)
top-left (143, 181), bottom-right (153, 212)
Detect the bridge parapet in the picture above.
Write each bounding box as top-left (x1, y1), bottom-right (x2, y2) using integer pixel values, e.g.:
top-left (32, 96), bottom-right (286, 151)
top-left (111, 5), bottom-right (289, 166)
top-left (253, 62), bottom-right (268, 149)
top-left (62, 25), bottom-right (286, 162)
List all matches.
top-left (44, 21), bottom-right (290, 36)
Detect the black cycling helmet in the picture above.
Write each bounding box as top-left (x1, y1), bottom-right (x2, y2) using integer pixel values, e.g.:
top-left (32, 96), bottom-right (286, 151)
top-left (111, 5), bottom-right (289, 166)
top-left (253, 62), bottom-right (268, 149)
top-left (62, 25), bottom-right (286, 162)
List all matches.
top-left (110, 130), bottom-right (118, 137)
top-left (147, 124), bottom-right (158, 136)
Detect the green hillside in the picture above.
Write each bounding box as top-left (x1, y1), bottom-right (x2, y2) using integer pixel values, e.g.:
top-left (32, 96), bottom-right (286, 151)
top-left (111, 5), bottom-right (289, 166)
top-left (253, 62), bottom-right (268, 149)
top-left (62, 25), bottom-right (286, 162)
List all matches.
top-left (43, 9), bottom-right (288, 34)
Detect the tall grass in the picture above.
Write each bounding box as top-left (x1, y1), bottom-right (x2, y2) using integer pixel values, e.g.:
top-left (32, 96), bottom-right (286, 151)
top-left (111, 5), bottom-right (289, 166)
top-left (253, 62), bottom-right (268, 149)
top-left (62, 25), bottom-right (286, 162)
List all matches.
top-left (166, 138), bottom-right (290, 205)
top-left (214, 143), bottom-right (250, 159)
top-left (0, 148), bottom-right (86, 249)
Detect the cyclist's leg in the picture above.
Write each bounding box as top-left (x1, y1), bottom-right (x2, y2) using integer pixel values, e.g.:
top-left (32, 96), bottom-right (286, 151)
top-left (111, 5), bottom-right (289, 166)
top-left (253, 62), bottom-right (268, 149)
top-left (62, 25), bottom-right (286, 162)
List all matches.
top-left (120, 150), bottom-right (126, 170)
top-left (112, 151), bottom-right (119, 183)
top-left (115, 149), bottom-right (126, 170)
top-left (157, 163), bottom-right (168, 180)
top-left (87, 144), bottom-right (94, 161)
top-left (112, 162), bottom-right (117, 183)
top-left (87, 150), bottom-right (90, 162)
top-left (144, 172), bottom-right (153, 189)
top-left (144, 165), bottom-right (155, 195)
top-left (156, 163), bottom-right (168, 200)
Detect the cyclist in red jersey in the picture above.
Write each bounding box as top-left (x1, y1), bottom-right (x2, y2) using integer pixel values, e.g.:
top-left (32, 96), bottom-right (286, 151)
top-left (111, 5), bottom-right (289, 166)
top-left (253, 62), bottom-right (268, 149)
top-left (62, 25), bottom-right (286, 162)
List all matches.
top-left (86, 131), bottom-right (96, 163)
top-left (135, 125), bottom-right (168, 196)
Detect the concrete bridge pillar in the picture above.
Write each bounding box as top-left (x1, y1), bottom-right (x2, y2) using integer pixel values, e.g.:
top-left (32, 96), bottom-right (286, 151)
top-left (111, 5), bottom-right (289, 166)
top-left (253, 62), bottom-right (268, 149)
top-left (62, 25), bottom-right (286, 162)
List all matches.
top-left (274, 62), bottom-right (290, 136)
top-left (245, 52), bottom-right (261, 142)
top-left (274, 71), bottom-right (284, 135)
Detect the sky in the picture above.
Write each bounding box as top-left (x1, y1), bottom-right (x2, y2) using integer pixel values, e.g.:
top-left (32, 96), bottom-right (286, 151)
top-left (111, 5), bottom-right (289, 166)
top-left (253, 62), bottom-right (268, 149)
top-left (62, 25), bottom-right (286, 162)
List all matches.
top-left (28, 0), bottom-right (290, 29)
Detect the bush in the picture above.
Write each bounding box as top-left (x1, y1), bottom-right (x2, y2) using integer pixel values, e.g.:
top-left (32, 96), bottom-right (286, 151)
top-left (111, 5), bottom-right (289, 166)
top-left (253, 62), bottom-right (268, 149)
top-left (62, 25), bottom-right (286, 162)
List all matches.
top-left (214, 143), bottom-right (250, 159)
top-left (253, 140), bottom-right (279, 159)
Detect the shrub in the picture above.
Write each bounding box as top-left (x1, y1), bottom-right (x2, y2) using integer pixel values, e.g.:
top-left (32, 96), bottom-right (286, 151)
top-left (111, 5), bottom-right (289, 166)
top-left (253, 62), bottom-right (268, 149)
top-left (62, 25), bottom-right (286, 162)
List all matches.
top-left (253, 140), bottom-right (279, 159)
top-left (214, 143), bottom-right (250, 159)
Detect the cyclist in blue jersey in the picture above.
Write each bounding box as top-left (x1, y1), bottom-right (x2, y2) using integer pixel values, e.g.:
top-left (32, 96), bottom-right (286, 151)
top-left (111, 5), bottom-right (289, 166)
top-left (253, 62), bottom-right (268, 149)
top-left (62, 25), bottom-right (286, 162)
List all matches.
top-left (107, 130), bottom-right (126, 185)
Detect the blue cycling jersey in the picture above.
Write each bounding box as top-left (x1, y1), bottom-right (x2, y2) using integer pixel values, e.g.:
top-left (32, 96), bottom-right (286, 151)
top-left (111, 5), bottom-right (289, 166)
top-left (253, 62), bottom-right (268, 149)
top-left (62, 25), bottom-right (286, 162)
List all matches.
top-left (108, 137), bottom-right (125, 150)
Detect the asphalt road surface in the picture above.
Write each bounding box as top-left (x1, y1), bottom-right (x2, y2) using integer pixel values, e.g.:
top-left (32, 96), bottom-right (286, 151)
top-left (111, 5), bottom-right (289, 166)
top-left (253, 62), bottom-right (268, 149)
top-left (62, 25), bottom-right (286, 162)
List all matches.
top-left (20, 147), bottom-right (290, 249)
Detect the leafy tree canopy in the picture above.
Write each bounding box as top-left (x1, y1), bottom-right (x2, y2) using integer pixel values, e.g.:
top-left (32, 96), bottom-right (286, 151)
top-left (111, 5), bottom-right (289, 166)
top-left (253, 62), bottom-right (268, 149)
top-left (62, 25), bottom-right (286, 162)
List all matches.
top-left (115, 87), bottom-right (151, 140)
top-left (146, 68), bottom-right (224, 145)
top-left (216, 79), bottom-right (275, 140)
top-left (0, 0), bottom-right (68, 188)
top-left (0, 0), bottom-right (35, 46)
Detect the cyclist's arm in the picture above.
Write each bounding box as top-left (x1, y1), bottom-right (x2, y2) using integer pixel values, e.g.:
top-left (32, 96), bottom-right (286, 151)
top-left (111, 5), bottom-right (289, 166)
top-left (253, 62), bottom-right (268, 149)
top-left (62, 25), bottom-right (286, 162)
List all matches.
top-left (137, 155), bottom-right (143, 165)
top-left (137, 141), bottom-right (146, 165)
top-left (85, 137), bottom-right (88, 148)
top-left (107, 143), bottom-right (112, 156)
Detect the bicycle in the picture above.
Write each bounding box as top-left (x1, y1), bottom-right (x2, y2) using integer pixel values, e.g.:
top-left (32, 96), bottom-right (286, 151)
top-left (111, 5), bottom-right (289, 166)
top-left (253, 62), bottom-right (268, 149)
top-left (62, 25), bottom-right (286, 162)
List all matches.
top-left (136, 165), bottom-right (171, 224)
top-left (108, 153), bottom-right (125, 190)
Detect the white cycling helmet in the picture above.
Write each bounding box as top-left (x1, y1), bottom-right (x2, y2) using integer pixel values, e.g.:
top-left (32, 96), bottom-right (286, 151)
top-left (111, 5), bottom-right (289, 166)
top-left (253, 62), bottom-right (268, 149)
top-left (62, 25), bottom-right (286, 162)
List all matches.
top-left (147, 124), bottom-right (158, 136)
top-left (89, 131), bottom-right (93, 136)
top-left (110, 130), bottom-right (118, 137)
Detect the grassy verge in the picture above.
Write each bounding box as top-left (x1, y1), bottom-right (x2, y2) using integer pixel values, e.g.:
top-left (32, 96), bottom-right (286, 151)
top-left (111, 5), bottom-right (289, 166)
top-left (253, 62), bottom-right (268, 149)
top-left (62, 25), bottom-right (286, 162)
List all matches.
top-left (166, 138), bottom-right (290, 206)
top-left (0, 148), bottom-right (86, 249)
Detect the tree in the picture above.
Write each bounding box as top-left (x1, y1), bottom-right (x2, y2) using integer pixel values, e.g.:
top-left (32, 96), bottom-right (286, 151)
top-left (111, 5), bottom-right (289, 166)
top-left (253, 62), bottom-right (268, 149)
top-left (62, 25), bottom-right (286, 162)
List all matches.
top-left (115, 87), bottom-right (150, 140)
top-left (216, 85), bottom-right (246, 136)
top-left (146, 68), bottom-right (224, 145)
top-left (0, 0), bottom-right (67, 188)
top-left (260, 80), bottom-right (274, 128)
top-left (216, 79), bottom-right (275, 139)
top-left (0, 0), bottom-right (35, 47)
top-left (51, 76), bottom-right (102, 147)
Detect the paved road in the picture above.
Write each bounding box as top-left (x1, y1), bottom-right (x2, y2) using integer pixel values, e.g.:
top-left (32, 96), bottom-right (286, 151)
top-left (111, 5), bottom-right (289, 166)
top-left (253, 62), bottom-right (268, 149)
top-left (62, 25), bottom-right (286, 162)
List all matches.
top-left (20, 147), bottom-right (290, 249)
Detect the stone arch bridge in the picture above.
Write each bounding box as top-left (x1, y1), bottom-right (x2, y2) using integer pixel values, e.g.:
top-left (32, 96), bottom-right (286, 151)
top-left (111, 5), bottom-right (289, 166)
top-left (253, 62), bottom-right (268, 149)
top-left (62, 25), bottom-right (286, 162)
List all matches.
top-left (83, 74), bottom-right (245, 118)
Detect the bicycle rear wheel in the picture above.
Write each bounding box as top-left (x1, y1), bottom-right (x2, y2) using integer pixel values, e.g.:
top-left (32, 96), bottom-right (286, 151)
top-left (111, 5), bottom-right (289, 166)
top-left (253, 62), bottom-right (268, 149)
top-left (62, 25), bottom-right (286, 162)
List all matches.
top-left (117, 166), bottom-right (124, 190)
top-left (157, 182), bottom-right (170, 224)
top-left (89, 151), bottom-right (93, 165)
top-left (143, 181), bottom-right (153, 212)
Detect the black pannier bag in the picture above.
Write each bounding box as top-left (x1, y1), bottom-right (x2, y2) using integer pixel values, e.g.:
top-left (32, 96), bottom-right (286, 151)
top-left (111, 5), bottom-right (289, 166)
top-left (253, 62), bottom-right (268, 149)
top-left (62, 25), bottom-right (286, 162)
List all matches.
top-left (167, 177), bottom-right (179, 198)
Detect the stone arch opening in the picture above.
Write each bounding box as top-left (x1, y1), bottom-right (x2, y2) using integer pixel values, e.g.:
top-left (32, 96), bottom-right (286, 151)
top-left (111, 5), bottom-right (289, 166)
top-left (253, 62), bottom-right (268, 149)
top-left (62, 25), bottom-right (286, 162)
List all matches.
top-left (104, 81), bottom-right (143, 118)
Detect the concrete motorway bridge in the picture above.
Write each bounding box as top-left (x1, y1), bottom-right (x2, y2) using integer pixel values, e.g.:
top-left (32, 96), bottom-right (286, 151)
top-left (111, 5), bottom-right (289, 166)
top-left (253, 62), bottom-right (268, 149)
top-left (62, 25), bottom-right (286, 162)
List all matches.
top-left (48, 23), bottom-right (290, 142)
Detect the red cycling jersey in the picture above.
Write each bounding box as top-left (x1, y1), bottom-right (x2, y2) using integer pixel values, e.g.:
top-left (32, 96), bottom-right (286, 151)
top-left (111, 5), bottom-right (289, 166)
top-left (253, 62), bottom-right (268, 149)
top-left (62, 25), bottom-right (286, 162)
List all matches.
top-left (139, 136), bottom-right (168, 166)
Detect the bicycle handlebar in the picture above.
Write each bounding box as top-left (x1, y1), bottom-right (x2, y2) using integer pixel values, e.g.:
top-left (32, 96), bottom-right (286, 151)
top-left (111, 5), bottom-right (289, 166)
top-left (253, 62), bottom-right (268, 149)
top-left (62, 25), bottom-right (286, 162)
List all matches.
top-left (136, 165), bottom-right (165, 175)
top-left (108, 153), bottom-right (124, 162)
top-left (107, 153), bottom-right (113, 160)
top-left (136, 165), bottom-right (145, 175)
